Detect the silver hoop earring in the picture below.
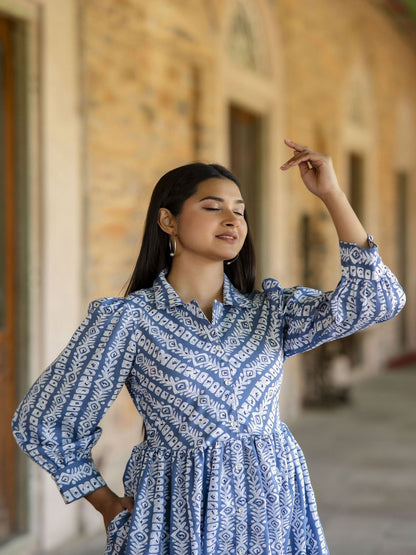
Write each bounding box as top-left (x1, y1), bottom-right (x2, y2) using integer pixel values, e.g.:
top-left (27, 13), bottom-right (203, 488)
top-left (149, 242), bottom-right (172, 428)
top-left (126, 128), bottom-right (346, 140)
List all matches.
top-left (225, 254), bottom-right (239, 265)
top-left (169, 236), bottom-right (177, 257)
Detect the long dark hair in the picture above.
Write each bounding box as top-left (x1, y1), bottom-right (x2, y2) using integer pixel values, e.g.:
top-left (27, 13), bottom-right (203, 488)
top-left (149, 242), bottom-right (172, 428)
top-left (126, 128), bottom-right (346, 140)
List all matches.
top-left (124, 162), bottom-right (256, 295)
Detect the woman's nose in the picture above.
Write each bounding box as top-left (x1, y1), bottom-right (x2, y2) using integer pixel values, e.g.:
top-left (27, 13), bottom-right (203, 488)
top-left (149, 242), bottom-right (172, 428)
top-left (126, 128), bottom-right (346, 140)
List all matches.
top-left (224, 212), bottom-right (240, 226)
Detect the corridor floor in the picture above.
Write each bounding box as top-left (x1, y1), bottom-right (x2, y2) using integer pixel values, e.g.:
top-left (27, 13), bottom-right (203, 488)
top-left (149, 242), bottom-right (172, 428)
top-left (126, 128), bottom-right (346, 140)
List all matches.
top-left (292, 365), bottom-right (416, 555)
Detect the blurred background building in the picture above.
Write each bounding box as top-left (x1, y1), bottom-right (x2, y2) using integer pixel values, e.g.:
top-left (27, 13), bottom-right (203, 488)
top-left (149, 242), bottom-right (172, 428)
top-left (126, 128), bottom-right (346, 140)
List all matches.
top-left (0, 0), bottom-right (415, 552)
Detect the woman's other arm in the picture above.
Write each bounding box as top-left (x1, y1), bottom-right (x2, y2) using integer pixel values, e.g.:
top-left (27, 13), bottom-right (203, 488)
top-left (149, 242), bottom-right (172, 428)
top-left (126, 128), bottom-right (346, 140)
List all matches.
top-left (12, 297), bottom-right (137, 528)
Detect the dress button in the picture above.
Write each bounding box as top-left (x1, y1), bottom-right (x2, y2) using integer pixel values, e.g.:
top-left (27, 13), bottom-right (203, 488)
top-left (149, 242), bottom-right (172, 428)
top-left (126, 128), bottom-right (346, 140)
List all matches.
top-left (235, 464), bottom-right (242, 471)
top-left (224, 379), bottom-right (232, 386)
top-left (237, 548), bottom-right (245, 555)
top-left (238, 507), bottom-right (244, 514)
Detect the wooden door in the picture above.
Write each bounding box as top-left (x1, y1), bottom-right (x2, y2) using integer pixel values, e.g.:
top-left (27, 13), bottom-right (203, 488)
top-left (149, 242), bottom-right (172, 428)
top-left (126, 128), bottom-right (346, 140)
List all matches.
top-left (0, 16), bottom-right (17, 542)
top-left (344, 152), bottom-right (365, 366)
top-left (397, 171), bottom-right (408, 349)
top-left (229, 104), bottom-right (263, 274)
top-left (349, 153), bottom-right (365, 222)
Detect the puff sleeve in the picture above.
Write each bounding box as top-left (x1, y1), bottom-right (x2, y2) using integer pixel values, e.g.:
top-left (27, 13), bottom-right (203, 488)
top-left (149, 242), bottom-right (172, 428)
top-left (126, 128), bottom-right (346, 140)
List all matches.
top-left (12, 297), bottom-right (137, 503)
top-left (263, 238), bottom-right (406, 359)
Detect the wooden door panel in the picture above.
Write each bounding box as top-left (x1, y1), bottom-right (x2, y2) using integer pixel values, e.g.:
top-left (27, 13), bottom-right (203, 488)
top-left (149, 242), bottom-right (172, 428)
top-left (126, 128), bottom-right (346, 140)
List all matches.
top-left (229, 104), bottom-right (262, 260)
top-left (0, 16), bottom-right (17, 542)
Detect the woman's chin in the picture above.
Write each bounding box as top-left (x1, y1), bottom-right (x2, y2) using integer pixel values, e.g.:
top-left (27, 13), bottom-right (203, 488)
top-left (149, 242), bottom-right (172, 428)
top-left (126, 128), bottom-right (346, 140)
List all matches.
top-left (221, 251), bottom-right (239, 263)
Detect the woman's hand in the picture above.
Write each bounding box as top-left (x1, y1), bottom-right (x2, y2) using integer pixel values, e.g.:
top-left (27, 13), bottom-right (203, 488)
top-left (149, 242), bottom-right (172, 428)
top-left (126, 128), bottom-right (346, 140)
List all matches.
top-left (280, 139), bottom-right (341, 200)
top-left (101, 494), bottom-right (134, 530)
top-left (85, 486), bottom-right (134, 530)
top-left (280, 138), bottom-right (368, 247)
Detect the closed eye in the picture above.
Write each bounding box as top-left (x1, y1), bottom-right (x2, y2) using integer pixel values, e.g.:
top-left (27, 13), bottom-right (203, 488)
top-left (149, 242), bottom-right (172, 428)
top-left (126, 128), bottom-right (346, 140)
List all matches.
top-left (203, 207), bottom-right (244, 216)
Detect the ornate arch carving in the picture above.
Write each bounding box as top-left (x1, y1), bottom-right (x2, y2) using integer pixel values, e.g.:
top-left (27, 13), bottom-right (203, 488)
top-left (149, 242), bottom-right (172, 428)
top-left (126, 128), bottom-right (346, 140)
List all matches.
top-left (226, 0), bottom-right (270, 75)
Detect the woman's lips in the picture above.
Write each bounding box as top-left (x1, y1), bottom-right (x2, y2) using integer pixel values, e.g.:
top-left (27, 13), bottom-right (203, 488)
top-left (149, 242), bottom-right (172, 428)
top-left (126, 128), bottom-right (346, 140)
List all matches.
top-left (216, 234), bottom-right (237, 242)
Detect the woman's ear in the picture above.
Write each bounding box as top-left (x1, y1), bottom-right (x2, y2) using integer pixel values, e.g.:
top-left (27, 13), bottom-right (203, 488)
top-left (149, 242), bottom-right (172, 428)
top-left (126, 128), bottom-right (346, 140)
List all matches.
top-left (158, 208), bottom-right (177, 235)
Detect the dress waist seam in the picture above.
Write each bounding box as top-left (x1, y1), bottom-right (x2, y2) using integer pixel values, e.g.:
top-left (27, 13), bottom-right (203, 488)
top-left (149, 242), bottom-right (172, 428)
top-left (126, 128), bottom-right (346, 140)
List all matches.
top-left (131, 425), bottom-right (287, 456)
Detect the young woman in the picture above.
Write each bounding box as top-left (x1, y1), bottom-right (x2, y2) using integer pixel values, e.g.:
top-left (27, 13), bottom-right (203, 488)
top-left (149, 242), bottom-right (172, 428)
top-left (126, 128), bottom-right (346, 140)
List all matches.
top-left (13, 139), bottom-right (405, 554)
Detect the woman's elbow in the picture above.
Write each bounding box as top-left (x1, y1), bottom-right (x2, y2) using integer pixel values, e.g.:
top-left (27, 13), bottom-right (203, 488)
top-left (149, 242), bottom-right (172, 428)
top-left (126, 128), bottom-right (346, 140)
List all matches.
top-left (377, 285), bottom-right (406, 322)
top-left (387, 287), bottom-right (406, 319)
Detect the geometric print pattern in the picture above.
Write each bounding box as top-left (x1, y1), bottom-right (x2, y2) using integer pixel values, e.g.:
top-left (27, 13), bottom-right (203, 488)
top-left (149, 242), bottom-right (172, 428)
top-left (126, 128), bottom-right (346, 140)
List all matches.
top-left (12, 238), bottom-right (405, 554)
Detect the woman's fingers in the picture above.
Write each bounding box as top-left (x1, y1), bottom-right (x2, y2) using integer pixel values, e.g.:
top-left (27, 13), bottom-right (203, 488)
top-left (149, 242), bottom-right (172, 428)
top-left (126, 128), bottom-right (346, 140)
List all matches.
top-left (120, 496), bottom-right (135, 513)
top-left (281, 151), bottom-right (316, 170)
top-left (284, 138), bottom-right (307, 152)
top-left (281, 148), bottom-right (328, 170)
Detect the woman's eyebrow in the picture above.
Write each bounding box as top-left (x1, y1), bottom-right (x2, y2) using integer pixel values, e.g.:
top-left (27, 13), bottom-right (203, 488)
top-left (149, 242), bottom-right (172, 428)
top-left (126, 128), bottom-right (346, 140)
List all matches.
top-left (198, 195), bottom-right (245, 204)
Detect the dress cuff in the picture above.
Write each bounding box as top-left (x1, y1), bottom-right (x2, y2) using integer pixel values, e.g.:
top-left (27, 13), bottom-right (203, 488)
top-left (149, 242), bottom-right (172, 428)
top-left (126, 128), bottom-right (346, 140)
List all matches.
top-left (55, 458), bottom-right (106, 504)
top-left (339, 235), bottom-right (385, 281)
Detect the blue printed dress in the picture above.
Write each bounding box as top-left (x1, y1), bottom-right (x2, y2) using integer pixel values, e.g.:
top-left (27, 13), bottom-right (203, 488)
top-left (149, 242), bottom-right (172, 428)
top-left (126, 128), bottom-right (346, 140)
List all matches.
top-left (12, 239), bottom-right (405, 555)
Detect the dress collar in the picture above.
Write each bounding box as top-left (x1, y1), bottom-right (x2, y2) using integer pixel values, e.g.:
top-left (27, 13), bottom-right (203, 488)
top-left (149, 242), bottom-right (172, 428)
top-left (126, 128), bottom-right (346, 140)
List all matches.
top-left (153, 269), bottom-right (252, 310)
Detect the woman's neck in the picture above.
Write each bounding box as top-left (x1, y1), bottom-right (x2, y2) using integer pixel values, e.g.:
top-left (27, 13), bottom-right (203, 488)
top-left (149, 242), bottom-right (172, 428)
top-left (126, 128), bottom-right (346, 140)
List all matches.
top-left (166, 258), bottom-right (224, 321)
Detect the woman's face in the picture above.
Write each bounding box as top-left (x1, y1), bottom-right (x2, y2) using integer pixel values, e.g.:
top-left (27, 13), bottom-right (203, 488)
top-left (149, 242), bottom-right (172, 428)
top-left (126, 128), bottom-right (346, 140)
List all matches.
top-left (173, 177), bottom-right (248, 263)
